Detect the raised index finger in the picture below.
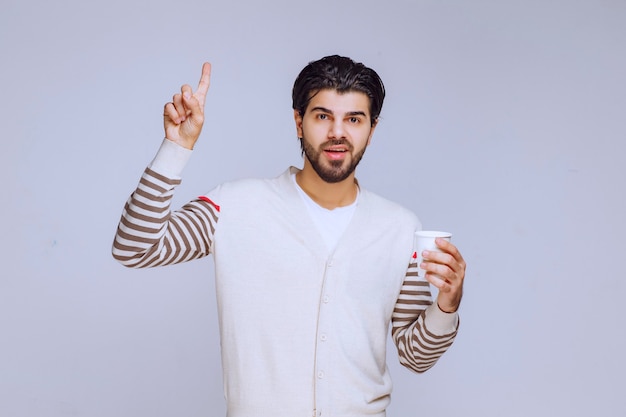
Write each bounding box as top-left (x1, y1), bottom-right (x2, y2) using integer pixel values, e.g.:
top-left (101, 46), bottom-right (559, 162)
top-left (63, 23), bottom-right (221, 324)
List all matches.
top-left (194, 62), bottom-right (212, 106)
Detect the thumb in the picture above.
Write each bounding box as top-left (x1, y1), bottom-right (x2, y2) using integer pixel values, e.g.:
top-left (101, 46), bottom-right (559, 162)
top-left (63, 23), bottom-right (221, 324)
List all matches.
top-left (174, 92), bottom-right (205, 147)
top-left (183, 91), bottom-right (205, 126)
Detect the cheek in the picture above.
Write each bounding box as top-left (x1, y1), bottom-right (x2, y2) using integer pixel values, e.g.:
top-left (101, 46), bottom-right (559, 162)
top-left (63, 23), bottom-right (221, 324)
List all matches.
top-left (302, 122), bottom-right (325, 139)
top-left (352, 127), bottom-right (373, 146)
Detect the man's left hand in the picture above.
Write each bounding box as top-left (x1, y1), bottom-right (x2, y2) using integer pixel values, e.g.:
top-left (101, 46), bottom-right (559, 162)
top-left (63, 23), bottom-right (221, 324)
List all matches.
top-left (421, 238), bottom-right (466, 313)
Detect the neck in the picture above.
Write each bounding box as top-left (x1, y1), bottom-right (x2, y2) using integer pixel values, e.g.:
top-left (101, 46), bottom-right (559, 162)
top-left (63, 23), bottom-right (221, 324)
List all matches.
top-left (296, 164), bottom-right (358, 210)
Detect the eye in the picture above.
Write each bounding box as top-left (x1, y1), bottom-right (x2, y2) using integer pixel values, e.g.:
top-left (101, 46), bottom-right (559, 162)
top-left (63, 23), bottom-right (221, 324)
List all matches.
top-left (317, 114), bottom-right (328, 120)
top-left (348, 117), bottom-right (360, 124)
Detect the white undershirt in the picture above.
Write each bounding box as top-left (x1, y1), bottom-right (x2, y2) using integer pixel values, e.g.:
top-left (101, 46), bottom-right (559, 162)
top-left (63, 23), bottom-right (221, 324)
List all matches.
top-left (292, 173), bottom-right (358, 253)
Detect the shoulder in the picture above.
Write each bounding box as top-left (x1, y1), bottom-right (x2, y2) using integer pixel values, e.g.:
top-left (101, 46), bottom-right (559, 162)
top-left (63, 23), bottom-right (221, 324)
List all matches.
top-left (202, 168), bottom-right (293, 203)
top-left (359, 188), bottom-right (421, 229)
top-left (222, 168), bottom-right (290, 193)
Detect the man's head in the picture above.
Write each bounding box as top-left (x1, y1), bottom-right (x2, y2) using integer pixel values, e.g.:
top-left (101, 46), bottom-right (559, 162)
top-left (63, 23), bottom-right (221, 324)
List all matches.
top-left (292, 55), bottom-right (385, 126)
top-left (292, 56), bottom-right (385, 184)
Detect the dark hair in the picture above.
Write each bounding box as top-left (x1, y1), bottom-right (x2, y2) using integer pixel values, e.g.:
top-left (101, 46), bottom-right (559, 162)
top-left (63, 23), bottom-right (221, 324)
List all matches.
top-left (292, 55), bottom-right (385, 126)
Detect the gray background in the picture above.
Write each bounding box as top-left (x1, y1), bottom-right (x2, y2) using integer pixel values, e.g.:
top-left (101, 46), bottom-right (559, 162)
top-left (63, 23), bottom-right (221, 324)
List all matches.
top-left (1, 0), bottom-right (625, 416)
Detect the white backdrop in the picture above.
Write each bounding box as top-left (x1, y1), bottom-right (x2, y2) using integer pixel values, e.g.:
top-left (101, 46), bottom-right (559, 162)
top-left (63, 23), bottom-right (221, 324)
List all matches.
top-left (1, 0), bottom-right (625, 416)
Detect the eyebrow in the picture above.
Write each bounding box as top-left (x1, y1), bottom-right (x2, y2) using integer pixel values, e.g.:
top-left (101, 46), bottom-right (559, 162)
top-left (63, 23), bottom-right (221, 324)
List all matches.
top-left (310, 106), bottom-right (368, 117)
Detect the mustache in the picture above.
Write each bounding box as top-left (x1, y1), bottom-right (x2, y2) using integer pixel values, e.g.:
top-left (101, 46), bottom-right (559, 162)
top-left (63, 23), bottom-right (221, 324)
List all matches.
top-left (321, 139), bottom-right (353, 150)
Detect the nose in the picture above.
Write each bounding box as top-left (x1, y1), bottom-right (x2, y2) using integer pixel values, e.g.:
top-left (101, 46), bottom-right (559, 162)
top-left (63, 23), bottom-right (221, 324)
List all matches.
top-left (329, 119), bottom-right (347, 139)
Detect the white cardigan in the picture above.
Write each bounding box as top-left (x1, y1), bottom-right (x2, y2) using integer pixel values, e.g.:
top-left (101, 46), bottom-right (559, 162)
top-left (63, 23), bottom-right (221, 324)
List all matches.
top-left (113, 139), bottom-right (459, 417)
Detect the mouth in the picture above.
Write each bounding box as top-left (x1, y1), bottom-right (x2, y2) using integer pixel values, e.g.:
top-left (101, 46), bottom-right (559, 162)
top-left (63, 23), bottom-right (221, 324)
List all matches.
top-left (325, 147), bottom-right (348, 153)
top-left (323, 146), bottom-right (349, 160)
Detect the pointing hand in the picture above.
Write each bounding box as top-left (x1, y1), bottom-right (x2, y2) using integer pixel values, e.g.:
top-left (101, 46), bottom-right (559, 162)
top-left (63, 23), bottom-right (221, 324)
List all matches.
top-left (163, 62), bottom-right (212, 149)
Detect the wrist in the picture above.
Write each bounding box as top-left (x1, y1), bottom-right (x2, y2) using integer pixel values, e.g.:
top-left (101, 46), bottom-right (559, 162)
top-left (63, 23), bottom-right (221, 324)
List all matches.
top-left (436, 293), bottom-right (460, 314)
top-left (150, 138), bottom-right (193, 177)
top-left (437, 301), bottom-right (458, 314)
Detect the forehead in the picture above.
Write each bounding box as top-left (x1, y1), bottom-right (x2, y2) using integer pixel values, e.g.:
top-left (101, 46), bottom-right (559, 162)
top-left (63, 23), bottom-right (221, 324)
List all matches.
top-left (306, 89), bottom-right (371, 116)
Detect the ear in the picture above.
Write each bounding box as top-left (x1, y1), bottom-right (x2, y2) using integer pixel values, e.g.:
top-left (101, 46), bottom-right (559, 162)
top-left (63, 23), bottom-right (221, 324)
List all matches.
top-left (293, 109), bottom-right (303, 137)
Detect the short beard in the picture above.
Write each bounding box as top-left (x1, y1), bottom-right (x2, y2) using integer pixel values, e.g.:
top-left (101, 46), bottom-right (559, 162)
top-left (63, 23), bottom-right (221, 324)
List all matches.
top-left (300, 136), bottom-right (367, 183)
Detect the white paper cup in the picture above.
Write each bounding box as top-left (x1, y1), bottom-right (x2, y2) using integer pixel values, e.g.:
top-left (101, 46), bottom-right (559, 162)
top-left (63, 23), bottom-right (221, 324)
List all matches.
top-left (414, 231), bottom-right (452, 277)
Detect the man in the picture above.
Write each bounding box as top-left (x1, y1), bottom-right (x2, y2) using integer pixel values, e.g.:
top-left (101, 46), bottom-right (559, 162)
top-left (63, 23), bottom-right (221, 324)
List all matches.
top-left (113, 55), bottom-right (466, 417)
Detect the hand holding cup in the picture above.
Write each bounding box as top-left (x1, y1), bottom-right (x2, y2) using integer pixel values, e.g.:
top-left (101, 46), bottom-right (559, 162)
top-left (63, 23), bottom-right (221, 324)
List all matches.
top-left (414, 230), bottom-right (466, 313)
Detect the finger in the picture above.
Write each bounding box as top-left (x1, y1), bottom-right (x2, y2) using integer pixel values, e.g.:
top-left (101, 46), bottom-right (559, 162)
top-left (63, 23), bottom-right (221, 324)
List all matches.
top-left (435, 239), bottom-right (466, 269)
top-left (181, 83), bottom-right (193, 98)
top-left (435, 238), bottom-right (458, 256)
top-left (422, 249), bottom-right (453, 264)
top-left (424, 273), bottom-right (443, 289)
top-left (422, 250), bottom-right (457, 274)
top-left (421, 261), bottom-right (455, 283)
top-left (181, 84), bottom-right (195, 116)
top-left (194, 62), bottom-right (211, 106)
top-left (425, 273), bottom-right (448, 290)
top-left (173, 85), bottom-right (191, 123)
top-left (181, 90), bottom-right (205, 127)
top-left (172, 94), bottom-right (186, 123)
top-left (164, 101), bottom-right (182, 125)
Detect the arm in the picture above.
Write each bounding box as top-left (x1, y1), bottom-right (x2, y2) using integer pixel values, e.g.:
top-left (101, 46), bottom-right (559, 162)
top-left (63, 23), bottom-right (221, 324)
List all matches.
top-left (112, 63), bottom-right (218, 268)
top-left (391, 259), bottom-right (459, 373)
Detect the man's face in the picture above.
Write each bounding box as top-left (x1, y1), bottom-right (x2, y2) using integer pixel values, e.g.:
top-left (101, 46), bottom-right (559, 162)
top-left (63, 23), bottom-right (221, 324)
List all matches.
top-left (294, 89), bottom-right (376, 183)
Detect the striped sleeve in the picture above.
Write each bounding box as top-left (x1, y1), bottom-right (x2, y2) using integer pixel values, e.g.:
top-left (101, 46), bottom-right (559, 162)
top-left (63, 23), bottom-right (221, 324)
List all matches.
top-left (112, 166), bottom-right (219, 268)
top-left (391, 259), bottom-right (459, 373)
